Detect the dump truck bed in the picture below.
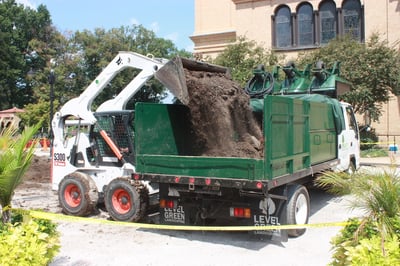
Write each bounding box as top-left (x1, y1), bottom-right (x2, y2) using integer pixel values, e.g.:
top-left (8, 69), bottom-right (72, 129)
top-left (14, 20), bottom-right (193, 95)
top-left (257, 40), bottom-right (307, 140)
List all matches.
top-left (135, 95), bottom-right (341, 184)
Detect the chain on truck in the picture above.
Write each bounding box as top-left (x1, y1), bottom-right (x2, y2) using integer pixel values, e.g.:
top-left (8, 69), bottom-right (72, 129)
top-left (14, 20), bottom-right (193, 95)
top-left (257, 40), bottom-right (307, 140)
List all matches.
top-left (51, 55), bottom-right (360, 241)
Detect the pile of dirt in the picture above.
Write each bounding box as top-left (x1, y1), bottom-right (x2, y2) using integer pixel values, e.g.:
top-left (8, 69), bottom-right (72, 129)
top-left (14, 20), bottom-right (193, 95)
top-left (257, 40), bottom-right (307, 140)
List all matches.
top-left (20, 155), bottom-right (51, 188)
top-left (185, 69), bottom-right (263, 158)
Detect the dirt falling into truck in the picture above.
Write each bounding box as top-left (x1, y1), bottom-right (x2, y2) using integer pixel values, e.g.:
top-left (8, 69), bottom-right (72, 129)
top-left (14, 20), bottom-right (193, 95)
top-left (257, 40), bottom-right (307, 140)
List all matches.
top-left (184, 69), bottom-right (263, 159)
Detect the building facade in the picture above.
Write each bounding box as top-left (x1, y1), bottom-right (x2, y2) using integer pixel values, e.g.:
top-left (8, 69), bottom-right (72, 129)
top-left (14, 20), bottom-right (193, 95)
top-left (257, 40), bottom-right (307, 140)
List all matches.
top-left (0, 107), bottom-right (24, 132)
top-left (190, 0), bottom-right (400, 145)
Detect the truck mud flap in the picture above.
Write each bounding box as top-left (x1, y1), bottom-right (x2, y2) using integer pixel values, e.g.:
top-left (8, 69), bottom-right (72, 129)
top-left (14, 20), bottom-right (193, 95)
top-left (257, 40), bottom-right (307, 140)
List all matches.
top-left (252, 197), bottom-right (288, 242)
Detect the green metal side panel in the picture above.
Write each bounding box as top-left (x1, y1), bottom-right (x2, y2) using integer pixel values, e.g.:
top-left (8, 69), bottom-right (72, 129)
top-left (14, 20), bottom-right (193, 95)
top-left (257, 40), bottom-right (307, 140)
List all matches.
top-left (135, 103), bottom-right (197, 156)
top-left (135, 102), bottom-right (264, 180)
top-left (264, 96), bottom-right (310, 179)
top-left (308, 101), bottom-right (337, 164)
top-left (135, 95), bottom-right (339, 182)
top-left (136, 154), bottom-right (264, 180)
top-left (263, 95), bottom-right (339, 180)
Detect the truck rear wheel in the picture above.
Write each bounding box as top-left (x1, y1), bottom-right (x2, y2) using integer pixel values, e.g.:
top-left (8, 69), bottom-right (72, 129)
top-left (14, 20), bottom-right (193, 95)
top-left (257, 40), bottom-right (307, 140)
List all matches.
top-left (286, 184), bottom-right (310, 237)
top-left (58, 172), bottom-right (98, 216)
top-left (105, 178), bottom-right (147, 222)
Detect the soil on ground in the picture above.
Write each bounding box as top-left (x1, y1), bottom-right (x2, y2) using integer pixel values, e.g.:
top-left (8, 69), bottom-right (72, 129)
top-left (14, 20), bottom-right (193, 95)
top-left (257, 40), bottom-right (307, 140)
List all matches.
top-left (184, 69), bottom-right (263, 158)
top-left (20, 155), bottom-right (51, 188)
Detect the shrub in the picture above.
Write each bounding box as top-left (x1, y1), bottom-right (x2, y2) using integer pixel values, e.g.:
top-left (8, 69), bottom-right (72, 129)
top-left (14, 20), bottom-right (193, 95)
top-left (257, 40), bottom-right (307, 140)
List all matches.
top-left (0, 213), bottom-right (60, 266)
top-left (346, 235), bottom-right (400, 265)
top-left (360, 126), bottom-right (378, 150)
top-left (330, 216), bottom-right (400, 265)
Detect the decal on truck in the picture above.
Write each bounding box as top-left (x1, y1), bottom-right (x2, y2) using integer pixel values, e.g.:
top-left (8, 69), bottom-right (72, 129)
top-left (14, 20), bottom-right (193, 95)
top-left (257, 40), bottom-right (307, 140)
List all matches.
top-left (163, 205), bottom-right (185, 224)
top-left (254, 214), bottom-right (281, 236)
top-left (53, 153), bottom-right (66, 166)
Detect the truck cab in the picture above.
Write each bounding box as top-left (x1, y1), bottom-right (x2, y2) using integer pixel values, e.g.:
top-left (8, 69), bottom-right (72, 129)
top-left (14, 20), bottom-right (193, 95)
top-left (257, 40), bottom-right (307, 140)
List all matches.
top-left (336, 102), bottom-right (360, 172)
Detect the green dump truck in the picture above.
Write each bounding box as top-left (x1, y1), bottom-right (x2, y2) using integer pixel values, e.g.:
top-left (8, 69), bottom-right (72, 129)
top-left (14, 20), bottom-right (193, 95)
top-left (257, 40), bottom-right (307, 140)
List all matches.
top-left (133, 60), bottom-right (360, 239)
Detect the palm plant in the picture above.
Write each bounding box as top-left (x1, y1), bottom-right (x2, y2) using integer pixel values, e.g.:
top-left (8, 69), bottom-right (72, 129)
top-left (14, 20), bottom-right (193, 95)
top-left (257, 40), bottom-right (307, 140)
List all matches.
top-left (0, 124), bottom-right (39, 223)
top-left (316, 169), bottom-right (400, 254)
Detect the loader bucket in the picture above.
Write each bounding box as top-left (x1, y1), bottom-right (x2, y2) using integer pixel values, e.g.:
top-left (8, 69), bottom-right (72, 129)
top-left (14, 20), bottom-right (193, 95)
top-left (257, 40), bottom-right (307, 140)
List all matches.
top-left (155, 57), bottom-right (229, 105)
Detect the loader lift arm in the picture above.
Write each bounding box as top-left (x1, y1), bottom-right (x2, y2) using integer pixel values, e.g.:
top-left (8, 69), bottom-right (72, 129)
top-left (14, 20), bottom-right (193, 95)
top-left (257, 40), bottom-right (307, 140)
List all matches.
top-left (54, 51), bottom-right (166, 125)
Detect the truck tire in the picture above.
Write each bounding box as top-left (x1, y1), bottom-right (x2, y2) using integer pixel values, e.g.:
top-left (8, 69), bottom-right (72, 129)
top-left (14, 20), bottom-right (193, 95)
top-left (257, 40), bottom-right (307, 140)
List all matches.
top-left (58, 172), bottom-right (98, 216)
top-left (286, 184), bottom-right (310, 237)
top-left (105, 178), bottom-right (147, 222)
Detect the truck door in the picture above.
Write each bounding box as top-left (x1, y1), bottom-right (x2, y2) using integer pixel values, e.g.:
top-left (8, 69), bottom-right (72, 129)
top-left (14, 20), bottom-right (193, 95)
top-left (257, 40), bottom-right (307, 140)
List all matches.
top-left (337, 104), bottom-right (360, 171)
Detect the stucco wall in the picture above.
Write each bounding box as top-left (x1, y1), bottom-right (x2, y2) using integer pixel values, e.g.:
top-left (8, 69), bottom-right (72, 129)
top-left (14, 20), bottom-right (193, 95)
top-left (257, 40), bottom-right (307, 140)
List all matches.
top-left (191, 0), bottom-right (400, 141)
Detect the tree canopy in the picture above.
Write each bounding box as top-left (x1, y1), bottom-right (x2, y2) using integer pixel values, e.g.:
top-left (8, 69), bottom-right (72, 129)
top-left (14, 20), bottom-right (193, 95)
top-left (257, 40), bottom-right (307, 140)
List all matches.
top-left (212, 35), bottom-right (400, 122)
top-left (0, 0), bottom-right (191, 132)
top-left (297, 34), bottom-right (400, 121)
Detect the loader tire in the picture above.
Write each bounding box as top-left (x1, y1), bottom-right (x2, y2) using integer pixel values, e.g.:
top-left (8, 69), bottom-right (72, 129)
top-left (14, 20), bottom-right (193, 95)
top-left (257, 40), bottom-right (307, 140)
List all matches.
top-left (286, 184), bottom-right (310, 237)
top-left (105, 178), bottom-right (148, 222)
top-left (58, 172), bottom-right (98, 216)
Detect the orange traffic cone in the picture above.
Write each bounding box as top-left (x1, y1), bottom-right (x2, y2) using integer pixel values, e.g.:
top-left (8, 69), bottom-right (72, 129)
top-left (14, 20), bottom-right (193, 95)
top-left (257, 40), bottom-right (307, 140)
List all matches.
top-left (41, 138), bottom-right (48, 151)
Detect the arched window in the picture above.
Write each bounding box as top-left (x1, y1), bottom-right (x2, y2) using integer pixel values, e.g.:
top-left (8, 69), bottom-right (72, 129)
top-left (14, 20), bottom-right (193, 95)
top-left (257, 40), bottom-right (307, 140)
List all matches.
top-left (297, 3), bottom-right (314, 46)
top-left (275, 6), bottom-right (292, 48)
top-left (342, 0), bottom-right (362, 41)
top-left (319, 0), bottom-right (337, 45)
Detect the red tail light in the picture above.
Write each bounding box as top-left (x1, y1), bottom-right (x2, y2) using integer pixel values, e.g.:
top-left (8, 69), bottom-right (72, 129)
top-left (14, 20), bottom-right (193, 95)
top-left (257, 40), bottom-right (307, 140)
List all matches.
top-left (230, 207), bottom-right (251, 218)
top-left (160, 199), bottom-right (176, 209)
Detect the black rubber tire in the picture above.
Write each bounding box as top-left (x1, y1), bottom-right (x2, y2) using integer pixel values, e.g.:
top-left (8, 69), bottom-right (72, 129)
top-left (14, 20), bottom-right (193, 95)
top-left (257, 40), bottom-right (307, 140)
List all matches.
top-left (286, 184), bottom-right (310, 237)
top-left (105, 178), bottom-right (147, 222)
top-left (58, 172), bottom-right (98, 216)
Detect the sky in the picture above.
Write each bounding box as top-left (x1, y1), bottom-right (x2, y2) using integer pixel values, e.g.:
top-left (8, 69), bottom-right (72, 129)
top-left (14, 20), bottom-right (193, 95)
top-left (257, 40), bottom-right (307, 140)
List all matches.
top-left (16, 0), bottom-right (195, 51)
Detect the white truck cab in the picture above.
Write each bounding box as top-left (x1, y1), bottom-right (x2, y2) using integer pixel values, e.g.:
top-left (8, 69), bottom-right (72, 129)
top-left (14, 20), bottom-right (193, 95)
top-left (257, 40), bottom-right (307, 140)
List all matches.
top-left (336, 102), bottom-right (360, 172)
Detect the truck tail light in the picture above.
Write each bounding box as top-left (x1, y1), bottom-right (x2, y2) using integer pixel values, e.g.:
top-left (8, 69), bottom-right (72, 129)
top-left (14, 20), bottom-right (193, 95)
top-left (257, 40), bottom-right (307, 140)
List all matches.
top-left (230, 207), bottom-right (251, 218)
top-left (160, 199), bottom-right (176, 209)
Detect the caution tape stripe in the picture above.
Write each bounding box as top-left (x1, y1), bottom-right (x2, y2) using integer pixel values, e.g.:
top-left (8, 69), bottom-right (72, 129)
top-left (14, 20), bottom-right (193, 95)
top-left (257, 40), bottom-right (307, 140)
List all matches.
top-left (361, 141), bottom-right (398, 145)
top-left (21, 210), bottom-right (349, 231)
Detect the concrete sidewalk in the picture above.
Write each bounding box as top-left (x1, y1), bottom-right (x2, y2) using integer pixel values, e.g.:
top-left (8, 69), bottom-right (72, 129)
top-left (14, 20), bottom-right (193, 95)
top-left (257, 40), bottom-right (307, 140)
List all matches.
top-left (360, 154), bottom-right (400, 167)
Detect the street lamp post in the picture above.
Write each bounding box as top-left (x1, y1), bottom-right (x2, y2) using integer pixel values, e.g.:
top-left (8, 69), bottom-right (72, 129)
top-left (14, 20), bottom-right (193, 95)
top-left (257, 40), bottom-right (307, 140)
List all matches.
top-left (48, 69), bottom-right (55, 153)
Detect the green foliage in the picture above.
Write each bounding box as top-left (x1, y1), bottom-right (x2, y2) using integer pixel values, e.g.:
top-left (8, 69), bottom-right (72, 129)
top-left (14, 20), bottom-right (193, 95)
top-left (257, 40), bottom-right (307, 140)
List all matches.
top-left (0, 0), bottom-right (54, 110)
top-left (298, 34), bottom-right (400, 121)
top-left (0, 217), bottom-right (60, 265)
top-left (213, 36), bottom-right (282, 86)
top-left (0, 124), bottom-right (40, 223)
top-left (346, 235), bottom-right (400, 265)
top-left (0, 0), bottom-right (191, 128)
top-left (317, 170), bottom-right (400, 264)
top-left (71, 25), bottom-right (182, 109)
top-left (360, 126), bottom-right (379, 150)
top-left (317, 170), bottom-right (400, 235)
top-left (330, 218), bottom-right (400, 265)
top-left (360, 148), bottom-right (388, 158)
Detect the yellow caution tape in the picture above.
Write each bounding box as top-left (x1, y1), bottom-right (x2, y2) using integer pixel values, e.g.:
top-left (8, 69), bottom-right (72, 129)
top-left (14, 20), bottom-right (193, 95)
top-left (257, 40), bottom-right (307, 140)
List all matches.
top-left (361, 141), bottom-right (399, 145)
top-left (22, 209), bottom-right (349, 231)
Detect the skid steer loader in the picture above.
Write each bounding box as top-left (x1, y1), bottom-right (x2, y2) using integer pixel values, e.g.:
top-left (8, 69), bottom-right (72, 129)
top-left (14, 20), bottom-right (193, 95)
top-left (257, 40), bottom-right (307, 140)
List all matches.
top-left (52, 52), bottom-right (226, 222)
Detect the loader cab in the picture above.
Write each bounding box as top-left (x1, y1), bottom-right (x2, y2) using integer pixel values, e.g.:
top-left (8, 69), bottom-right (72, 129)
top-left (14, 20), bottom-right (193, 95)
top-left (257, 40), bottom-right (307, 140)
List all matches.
top-left (88, 110), bottom-right (135, 166)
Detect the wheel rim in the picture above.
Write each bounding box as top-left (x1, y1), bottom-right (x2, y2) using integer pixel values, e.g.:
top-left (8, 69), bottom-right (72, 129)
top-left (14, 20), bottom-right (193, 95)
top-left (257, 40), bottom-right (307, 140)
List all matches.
top-left (111, 188), bottom-right (132, 214)
top-left (295, 193), bottom-right (308, 224)
top-left (64, 184), bottom-right (81, 208)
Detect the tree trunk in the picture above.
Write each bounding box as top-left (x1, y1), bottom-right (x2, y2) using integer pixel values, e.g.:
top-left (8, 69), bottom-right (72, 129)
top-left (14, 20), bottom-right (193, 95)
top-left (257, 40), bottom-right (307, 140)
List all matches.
top-left (1, 208), bottom-right (11, 224)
